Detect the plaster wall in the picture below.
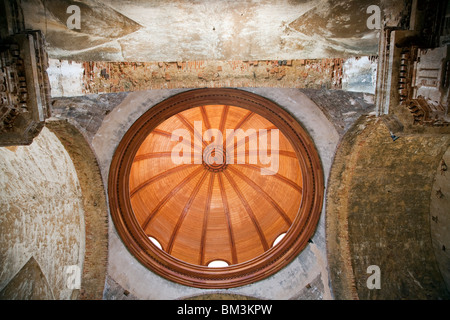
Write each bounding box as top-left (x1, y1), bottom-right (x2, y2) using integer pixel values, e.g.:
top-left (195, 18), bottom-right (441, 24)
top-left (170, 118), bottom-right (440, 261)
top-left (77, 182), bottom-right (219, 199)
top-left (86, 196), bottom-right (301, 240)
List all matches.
top-left (0, 127), bottom-right (85, 300)
top-left (20, 0), bottom-right (407, 62)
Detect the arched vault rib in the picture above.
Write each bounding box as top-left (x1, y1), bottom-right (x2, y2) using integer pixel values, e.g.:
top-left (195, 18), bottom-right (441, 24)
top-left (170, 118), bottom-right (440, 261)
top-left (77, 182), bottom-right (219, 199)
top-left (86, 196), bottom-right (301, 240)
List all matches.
top-left (200, 106), bottom-right (212, 130)
top-left (217, 172), bottom-right (238, 264)
top-left (130, 164), bottom-right (196, 198)
top-left (176, 113), bottom-right (207, 149)
top-left (228, 165), bottom-right (292, 226)
top-left (239, 163), bottom-right (303, 193)
top-left (167, 170), bottom-right (209, 254)
top-left (141, 166), bottom-right (204, 231)
top-left (222, 170), bottom-right (269, 251)
top-left (199, 172), bottom-right (215, 265)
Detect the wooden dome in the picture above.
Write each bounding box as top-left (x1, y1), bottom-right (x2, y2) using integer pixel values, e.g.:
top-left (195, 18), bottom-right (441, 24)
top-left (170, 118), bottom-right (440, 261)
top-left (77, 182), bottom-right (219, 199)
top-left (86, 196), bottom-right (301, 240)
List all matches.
top-left (129, 105), bottom-right (303, 266)
top-left (108, 89), bottom-right (323, 288)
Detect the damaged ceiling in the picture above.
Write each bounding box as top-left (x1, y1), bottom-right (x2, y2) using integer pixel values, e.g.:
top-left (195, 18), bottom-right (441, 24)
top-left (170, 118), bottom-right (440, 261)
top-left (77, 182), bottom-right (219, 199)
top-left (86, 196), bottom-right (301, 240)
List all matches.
top-left (21, 0), bottom-right (408, 62)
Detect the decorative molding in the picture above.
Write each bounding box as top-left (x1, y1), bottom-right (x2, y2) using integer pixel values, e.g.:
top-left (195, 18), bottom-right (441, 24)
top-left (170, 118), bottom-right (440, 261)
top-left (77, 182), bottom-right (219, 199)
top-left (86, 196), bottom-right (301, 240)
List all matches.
top-left (0, 29), bottom-right (51, 146)
top-left (375, 0), bottom-right (450, 126)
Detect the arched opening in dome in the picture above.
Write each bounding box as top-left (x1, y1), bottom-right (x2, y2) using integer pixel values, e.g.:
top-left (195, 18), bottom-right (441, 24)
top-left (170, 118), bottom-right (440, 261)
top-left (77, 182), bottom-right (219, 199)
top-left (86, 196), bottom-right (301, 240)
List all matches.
top-left (148, 236), bottom-right (163, 250)
top-left (207, 260), bottom-right (230, 268)
top-left (272, 232), bottom-right (287, 247)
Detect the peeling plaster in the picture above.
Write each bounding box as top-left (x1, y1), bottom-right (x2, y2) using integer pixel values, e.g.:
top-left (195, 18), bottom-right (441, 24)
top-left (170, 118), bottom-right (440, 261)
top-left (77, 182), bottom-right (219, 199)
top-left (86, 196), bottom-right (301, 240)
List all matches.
top-left (20, 0), bottom-right (407, 62)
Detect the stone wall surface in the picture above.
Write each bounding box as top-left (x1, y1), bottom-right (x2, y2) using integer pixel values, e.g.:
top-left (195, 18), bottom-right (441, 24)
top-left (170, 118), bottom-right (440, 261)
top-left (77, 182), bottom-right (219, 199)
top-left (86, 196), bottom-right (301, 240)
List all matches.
top-left (46, 120), bottom-right (109, 300)
top-left (430, 146), bottom-right (450, 293)
top-left (327, 116), bottom-right (450, 300)
top-left (0, 127), bottom-right (85, 300)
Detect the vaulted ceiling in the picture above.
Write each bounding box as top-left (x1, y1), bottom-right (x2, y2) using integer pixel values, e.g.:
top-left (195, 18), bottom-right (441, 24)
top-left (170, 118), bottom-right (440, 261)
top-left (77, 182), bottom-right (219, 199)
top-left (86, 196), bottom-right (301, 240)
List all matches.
top-left (20, 0), bottom-right (407, 61)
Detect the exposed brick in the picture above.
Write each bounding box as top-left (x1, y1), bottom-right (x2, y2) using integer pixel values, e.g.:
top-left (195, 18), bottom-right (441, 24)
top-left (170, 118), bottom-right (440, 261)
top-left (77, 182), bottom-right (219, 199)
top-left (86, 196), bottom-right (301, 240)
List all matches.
top-left (80, 59), bottom-right (344, 94)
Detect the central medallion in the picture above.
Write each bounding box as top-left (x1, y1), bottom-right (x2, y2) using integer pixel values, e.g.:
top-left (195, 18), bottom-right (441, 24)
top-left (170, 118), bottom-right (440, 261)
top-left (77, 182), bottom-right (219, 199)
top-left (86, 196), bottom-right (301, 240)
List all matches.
top-left (202, 144), bottom-right (229, 172)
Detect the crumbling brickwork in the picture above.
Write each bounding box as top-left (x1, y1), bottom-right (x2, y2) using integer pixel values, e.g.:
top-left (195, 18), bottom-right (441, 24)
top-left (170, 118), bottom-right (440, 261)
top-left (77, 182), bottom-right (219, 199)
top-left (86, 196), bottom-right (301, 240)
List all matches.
top-left (81, 59), bottom-right (344, 94)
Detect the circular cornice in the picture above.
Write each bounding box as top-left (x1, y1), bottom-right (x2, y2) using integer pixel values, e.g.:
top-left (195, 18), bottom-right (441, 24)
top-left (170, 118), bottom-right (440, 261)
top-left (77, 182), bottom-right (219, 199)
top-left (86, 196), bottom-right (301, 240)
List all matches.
top-left (108, 88), bottom-right (324, 288)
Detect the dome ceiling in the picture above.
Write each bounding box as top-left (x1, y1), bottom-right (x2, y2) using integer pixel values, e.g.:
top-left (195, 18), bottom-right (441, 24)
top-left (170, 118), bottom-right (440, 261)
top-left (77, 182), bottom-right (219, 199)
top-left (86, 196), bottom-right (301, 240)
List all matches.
top-left (129, 105), bottom-right (303, 266)
top-left (108, 88), bottom-right (323, 288)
